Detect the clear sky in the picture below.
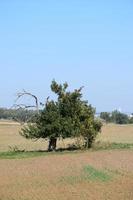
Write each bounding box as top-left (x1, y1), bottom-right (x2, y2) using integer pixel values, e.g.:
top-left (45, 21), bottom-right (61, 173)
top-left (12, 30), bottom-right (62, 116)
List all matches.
top-left (0, 0), bottom-right (133, 113)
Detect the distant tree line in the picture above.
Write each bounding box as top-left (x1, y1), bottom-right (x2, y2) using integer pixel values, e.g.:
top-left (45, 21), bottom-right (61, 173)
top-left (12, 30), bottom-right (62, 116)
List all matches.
top-left (0, 108), bottom-right (36, 123)
top-left (100, 110), bottom-right (133, 124)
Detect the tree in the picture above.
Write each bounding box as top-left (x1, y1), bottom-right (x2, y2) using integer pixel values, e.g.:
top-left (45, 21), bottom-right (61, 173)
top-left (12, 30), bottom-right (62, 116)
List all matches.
top-left (129, 117), bottom-right (133, 124)
top-left (20, 81), bottom-right (102, 151)
top-left (111, 110), bottom-right (129, 124)
top-left (0, 108), bottom-right (36, 123)
top-left (100, 112), bottom-right (111, 123)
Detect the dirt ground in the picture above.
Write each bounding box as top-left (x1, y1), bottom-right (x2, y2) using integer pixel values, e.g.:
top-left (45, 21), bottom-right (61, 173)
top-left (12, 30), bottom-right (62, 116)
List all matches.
top-left (0, 150), bottom-right (133, 200)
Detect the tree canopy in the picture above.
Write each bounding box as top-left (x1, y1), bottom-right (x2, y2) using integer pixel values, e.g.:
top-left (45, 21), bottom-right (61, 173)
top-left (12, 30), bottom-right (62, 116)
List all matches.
top-left (20, 80), bottom-right (102, 151)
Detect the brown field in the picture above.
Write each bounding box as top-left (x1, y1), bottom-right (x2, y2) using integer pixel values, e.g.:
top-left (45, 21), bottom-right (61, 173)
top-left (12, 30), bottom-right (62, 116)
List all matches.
top-left (0, 121), bottom-right (133, 200)
top-left (0, 150), bottom-right (133, 200)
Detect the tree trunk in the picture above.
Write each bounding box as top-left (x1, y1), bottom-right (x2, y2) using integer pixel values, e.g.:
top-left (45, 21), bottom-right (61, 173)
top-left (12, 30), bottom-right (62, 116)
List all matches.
top-left (48, 138), bottom-right (57, 151)
top-left (85, 137), bottom-right (92, 149)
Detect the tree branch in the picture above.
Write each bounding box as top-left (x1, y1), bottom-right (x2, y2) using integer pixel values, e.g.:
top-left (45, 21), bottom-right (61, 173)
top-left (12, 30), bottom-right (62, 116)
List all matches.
top-left (15, 90), bottom-right (39, 114)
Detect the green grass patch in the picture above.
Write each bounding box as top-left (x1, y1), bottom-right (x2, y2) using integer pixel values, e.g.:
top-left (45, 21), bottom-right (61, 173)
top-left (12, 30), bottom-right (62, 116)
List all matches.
top-left (0, 151), bottom-right (49, 159)
top-left (92, 142), bottom-right (133, 150)
top-left (0, 149), bottom-right (85, 159)
top-left (59, 165), bottom-right (112, 185)
top-left (60, 173), bottom-right (110, 185)
top-left (0, 142), bottom-right (133, 159)
top-left (83, 165), bottom-right (111, 182)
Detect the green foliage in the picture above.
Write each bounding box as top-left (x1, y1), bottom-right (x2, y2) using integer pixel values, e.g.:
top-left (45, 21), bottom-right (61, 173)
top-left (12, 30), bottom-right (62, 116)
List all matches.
top-left (100, 112), bottom-right (111, 123)
top-left (20, 81), bottom-right (102, 149)
top-left (0, 108), bottom-right (36, 122)
top-left (129, 117), bottom-right (133, 124)
top-left (100, 110), bottom-right (131, 124)
top-left (111, 110), bottom-right (129, 124)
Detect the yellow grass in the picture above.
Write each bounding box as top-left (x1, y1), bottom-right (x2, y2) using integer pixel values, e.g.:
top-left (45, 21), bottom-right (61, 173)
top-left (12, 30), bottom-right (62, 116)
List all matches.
top-left (0, 121), bottom-right (133, 152)
top-left (0, 121), bottom-right (75, 152)
top-left (96, 123), bottom-right (133, 143)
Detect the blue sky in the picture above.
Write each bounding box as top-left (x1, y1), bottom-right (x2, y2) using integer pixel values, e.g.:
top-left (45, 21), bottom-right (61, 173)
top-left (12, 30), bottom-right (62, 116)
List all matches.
top-left (0, 0), bottom-right (133, 112)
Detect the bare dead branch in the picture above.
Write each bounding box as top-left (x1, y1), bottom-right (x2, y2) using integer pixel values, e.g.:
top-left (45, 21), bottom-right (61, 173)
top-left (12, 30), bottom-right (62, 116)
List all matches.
top-left (15, 90), bottom-right (39, 114)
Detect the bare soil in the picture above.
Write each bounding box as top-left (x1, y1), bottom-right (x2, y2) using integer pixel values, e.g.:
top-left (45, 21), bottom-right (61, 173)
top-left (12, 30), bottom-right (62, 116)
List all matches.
top-left (0, 150), bottom-right (133, 200)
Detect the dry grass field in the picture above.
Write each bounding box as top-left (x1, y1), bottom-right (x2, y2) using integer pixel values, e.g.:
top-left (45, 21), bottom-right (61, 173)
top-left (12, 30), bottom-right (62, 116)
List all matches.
top-left (0, 121), bottom-right (133, 152)
top-left (0, 121), bottom-right (76, 152)
top-left (96, 123), bottom-right (133, 143)
top-left (0, 121), bottom-right (133, 200)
